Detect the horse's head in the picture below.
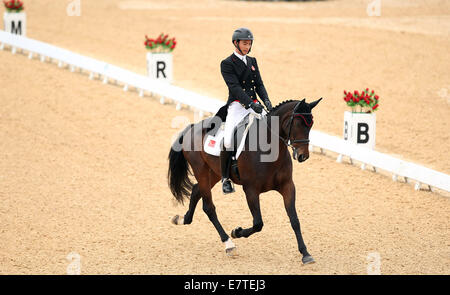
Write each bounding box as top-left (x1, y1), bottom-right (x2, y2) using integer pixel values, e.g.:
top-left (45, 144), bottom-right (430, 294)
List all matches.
top-left (281, 98), bottom-right (322, 163)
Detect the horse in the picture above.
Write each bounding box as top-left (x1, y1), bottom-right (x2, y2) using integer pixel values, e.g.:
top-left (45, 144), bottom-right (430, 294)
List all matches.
top-left (167, 98), bottom-right (322, 264)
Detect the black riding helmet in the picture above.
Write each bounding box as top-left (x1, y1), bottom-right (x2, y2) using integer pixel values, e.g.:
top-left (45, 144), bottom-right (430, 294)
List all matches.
top-left (232, 27), bottom-right (254, 55)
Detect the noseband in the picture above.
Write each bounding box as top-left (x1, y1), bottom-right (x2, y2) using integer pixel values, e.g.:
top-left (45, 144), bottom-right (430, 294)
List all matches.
top-left (264, 101), bottom-right (314, 160)
top-left (282, 102), bottom-right (313, 146)
top-left (280, 101), bottom-right (313, 160)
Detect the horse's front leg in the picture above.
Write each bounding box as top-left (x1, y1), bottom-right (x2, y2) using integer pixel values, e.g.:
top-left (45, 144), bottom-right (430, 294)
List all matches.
top-left (278, 180), bottom-right (315, 264)
top-left (231, 187), bottom-right (264, 239)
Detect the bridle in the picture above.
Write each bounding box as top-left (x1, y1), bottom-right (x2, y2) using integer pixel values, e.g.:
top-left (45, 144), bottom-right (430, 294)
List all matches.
top-left (276, 101), bottom-right (314, 160)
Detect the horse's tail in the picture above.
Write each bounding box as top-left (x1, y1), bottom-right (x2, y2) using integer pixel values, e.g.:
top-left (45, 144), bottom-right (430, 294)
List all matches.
top-left (168, 124), bottom-right (194, 205)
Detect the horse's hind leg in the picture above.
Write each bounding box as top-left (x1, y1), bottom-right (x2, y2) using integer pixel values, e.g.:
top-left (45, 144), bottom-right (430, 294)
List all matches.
top-left (171, 183), bottom-right (201, 225)
top-left (231, 187), bottom-right (263, 239)
top-left (199, 172), bottom-right (237, 256)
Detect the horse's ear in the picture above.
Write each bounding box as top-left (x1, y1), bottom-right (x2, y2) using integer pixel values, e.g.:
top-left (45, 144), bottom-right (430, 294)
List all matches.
top-left (294, 98), bottom-right (306, 112)
top-left (309, 97), bottom-right (323, 109)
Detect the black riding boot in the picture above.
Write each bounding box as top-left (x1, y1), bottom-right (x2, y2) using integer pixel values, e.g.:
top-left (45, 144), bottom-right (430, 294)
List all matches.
top-left (220, 149), bottom-right (235, 194)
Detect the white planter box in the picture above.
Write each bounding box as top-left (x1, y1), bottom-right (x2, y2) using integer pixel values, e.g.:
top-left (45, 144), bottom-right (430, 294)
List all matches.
top-left (343, 111), bottom-right (376, 149)
top-left (3, 12), bottom-right (26, 36)
top-left (146, 52), bottom-right (173, 83)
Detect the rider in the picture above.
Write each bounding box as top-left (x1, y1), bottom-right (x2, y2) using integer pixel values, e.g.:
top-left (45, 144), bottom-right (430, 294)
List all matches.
top-left (219, 27), bottom-right (273, 194)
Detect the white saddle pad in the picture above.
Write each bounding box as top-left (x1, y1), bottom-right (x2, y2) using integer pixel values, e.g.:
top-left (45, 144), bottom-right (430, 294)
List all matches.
top-left (203, 113), bottom-right (261, 159)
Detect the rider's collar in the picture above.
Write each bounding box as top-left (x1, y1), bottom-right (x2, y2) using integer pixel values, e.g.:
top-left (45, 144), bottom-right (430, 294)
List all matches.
top-left (233, 50), bottom-right (247, 64)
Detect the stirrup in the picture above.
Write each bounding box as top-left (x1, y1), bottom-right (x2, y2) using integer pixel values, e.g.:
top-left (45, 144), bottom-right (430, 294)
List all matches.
top-left (222, 178), bottom-right (235, 194)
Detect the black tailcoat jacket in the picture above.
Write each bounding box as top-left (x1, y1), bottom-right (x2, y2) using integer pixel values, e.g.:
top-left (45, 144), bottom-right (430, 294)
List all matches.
top-left (220, 53), bottom-right (269, 108)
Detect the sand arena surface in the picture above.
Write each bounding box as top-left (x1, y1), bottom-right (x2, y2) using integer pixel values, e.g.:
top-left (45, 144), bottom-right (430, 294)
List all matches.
top-left (0, 0), bottom-right (449, 274)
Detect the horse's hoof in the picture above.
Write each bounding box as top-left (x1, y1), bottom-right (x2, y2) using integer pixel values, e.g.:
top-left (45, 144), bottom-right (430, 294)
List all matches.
top-left (226, 246), bottom-right (238, 257)
top-left (171, 215), bottom-right (183, 225)
top-left (224, 238), bottom-right (237, 257)
top-left (302, 255), bottom-right (315, 265)
top-left (231, 227), bottom-right (242, 239)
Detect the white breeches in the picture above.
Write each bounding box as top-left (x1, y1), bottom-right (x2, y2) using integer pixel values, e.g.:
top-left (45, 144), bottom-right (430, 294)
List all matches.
top-left (223, 101), bottom-right (258, 149)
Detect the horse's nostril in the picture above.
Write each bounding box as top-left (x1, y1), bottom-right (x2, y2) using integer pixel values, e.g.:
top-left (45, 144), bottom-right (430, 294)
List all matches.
top-left (298, 154), bottom-right (309, 163)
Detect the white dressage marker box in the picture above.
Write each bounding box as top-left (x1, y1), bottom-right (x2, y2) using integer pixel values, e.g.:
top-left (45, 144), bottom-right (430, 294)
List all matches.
top-left (3, 12), bottom-right (26, 36)
top-left (343, 111), bottom-right (376, 149)
top-left (146, 52), bottom-right (173, 83)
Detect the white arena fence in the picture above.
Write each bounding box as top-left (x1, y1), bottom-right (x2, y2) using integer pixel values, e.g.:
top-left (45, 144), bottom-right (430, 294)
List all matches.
top-left (1, 31), bottom-right (449, 194)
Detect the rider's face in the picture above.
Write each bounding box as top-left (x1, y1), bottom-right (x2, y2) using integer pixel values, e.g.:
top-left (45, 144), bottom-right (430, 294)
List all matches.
top-left (234, 40), bottom-right (252, 55)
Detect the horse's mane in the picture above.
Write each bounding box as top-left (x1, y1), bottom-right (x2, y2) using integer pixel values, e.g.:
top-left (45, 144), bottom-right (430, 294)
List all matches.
top-left (268, 99), bottom-right (300, 115)
top-left (268, 99), bottom-right (313, 126)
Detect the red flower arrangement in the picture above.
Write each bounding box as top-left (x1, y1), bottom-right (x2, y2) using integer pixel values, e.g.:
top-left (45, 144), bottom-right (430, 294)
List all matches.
top-left (3, 0), bottom-right (24, 12)
top-left (343, 88), bottom-right (380, 113)
top-left (145, 33), bottom-right (177, 53)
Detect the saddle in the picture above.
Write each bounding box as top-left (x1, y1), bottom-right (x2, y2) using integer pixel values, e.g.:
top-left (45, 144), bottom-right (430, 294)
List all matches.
top-left (203, 113), bottom-right (252, 159)
top-left (203, 104), bottom-right (266, 180)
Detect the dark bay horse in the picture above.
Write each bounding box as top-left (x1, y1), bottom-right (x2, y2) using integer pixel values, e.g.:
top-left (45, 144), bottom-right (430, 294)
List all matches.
top-left (168, 98), bottom-right (322, 264)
